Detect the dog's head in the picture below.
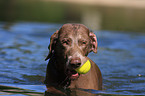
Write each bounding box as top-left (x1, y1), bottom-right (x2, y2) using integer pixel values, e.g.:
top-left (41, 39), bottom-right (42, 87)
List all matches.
top-left (45, 24), bottom-right (97, 78)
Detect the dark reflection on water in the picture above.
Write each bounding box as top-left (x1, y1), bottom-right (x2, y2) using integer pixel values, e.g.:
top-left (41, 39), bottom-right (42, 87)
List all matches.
top-left (0, 22), bottom-right (145, 96)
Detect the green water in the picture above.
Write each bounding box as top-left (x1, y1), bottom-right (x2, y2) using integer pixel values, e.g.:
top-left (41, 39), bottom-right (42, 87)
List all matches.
top-left (0, 0), bottom-right (145, 32)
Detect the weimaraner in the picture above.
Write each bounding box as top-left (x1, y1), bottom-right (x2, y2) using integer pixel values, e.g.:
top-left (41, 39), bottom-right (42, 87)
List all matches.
top-left (44, 23), bottom-right (102, 95)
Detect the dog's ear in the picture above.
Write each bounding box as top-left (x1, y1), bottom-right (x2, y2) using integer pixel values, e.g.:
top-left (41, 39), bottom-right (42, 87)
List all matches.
top-left (89, 32), bottom-right (98, 53)
top-left (45, 30), bottom-right (58, 61)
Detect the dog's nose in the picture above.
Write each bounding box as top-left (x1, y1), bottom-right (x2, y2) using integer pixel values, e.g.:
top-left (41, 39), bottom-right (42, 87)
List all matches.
top-left (70, 57), bottom-right (81, 68)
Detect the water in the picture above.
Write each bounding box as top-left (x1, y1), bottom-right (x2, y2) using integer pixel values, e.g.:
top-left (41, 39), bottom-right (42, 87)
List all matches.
top-left (0, 22), bottom-right (145, 96)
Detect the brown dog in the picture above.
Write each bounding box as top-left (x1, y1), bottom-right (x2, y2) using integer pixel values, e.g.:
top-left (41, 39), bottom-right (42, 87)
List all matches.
top-left (44, 24), bottom-right (102, 95)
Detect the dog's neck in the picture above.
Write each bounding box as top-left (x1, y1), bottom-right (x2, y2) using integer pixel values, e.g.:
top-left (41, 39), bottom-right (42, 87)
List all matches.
top-left (47, 54), bottom-right (71, 88)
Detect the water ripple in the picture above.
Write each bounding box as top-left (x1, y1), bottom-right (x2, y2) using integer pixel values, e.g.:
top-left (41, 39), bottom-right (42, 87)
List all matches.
top-left (0, 22), bottom-right (145, 95)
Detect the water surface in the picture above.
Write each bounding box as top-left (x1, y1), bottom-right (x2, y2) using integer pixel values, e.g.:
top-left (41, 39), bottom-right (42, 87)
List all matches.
top-left (0, 22), bottom-right (145, 96)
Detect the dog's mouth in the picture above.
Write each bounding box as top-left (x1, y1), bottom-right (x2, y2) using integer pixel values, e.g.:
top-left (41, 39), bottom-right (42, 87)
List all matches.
top-left (67, 70), bottom-right (79, 80)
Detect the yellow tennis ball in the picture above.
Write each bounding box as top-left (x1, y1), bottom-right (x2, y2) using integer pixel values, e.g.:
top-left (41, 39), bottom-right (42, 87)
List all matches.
top-left (75, 60), bottom-right (91, 74)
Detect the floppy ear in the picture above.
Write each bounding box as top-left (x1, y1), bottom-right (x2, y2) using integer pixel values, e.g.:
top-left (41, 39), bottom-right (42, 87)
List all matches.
top-left (89, 32), bottom-right (98, 53)
top-left (45, 30), bottom-right (58, 61)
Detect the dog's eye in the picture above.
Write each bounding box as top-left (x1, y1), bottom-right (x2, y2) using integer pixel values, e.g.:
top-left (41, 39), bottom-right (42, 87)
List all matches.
top-left (82, 41), bottom-right (86, 45)
top-left (79, 40), bottom-right (87, 46)
top-left (62, 38), bottom-right (70, 45)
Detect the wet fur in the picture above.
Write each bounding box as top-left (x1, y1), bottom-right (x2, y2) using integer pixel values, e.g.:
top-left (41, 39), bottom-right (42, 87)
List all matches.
top-left (44, 24), bottom-right (102, 95)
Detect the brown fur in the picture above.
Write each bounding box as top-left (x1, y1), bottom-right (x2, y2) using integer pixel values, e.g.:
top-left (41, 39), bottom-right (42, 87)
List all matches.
top-left (44, 24), bottom-right (102, 95)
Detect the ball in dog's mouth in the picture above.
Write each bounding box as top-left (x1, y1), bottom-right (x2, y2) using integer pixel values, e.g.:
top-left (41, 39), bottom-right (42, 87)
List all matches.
top-left (75, 60), bottom-right (91, 74)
